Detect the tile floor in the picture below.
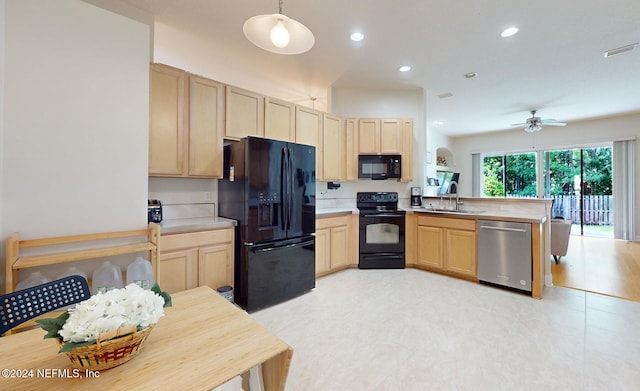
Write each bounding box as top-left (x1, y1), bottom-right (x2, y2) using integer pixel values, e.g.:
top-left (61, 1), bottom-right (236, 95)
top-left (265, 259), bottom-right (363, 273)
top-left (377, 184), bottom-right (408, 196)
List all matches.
top-left (250, 268), bottom-right (640, 391)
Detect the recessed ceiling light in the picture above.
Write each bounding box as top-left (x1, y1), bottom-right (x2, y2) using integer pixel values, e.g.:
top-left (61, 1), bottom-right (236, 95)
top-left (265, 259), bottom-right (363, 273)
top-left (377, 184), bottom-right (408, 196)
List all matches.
top-left (433, 121), bottom-right (444, 126)
top-left (399, 65), bottom-right (411, 72)
top-left (501, 27), bottom-right (519, 38)
top-left (464, 72), bottom-right (478, 78)
top-left (350, 32), bottom-right (364, 42)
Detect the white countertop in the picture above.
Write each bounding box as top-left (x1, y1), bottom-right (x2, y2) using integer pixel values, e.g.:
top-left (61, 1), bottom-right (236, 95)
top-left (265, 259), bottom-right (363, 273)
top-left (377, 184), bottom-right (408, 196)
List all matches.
top-left (159, 217), bottom-right (237, 234)
top-left (159, 206), bottom-right (544, 233)
top-left (407, 207), bottom-right (547, 223)
top-left (161, 208), bottom-right (359, 234)
top-left (316, 207), bottom-right (359, 216)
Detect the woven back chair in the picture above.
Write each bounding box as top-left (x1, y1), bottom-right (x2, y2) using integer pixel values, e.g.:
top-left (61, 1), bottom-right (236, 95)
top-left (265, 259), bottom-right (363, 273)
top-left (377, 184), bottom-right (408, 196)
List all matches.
top-left (0, 275), bottom-right (90, 335)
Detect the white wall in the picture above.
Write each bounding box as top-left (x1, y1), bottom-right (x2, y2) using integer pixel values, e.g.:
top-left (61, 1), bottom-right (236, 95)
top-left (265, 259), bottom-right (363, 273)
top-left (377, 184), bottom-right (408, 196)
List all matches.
top-left (329, 87), bottom-right (426, 201)
top-left (153, 21), bottom-right (328, 112)
top-left (452, 112), bottom-right (640, 239)
top-left (0, 0), bottom-right (5, 293)
top-left (1, 0), bottom-right (151, 289)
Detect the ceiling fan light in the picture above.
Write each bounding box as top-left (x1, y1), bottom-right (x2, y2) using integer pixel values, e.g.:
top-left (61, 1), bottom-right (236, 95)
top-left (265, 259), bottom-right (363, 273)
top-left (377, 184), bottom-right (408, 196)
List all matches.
top-left (525, 124), bottom-right (541, 133)
top-left (270, 19), bottom-right (290, 48)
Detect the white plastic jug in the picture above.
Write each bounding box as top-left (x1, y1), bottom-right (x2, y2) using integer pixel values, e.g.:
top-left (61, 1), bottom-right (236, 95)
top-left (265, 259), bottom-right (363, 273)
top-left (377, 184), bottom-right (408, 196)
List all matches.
top-left (15, 271), bottom-right (50, 291)
top-left (57, 266), bottom-right (88, 281)
top-left (57, 267), bottom-right (89, 309)
top-left (92, 261), bottom-right (123, 294)
top-left (126, 256), bottom-right (154, 289)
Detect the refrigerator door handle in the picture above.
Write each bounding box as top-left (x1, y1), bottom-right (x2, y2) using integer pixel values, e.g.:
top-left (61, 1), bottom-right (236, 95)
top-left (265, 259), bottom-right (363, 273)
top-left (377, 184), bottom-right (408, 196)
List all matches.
top-left (284, 239), bottom-right (314, 249)
top-left (253, 238), bottom-right (315, 253)
top-left (281, 147), bottom-right (288, 231)
top-left (285, 147), bottom-right (291, 230)
top-left (287, 146), bottom-right (294, 231)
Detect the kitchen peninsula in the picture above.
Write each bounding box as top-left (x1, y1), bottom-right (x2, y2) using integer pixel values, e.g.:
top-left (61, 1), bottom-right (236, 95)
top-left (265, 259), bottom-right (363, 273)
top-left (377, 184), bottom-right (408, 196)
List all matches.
top-left (407, 196), bottom-right (551, 299)
top-left (317, 196), bottom-right (552, 299)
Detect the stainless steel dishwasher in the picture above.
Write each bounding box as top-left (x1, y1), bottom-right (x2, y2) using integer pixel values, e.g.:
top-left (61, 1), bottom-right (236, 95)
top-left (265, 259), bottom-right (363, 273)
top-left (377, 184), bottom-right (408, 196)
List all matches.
top-left (477, 220), bottom-right (532, 294)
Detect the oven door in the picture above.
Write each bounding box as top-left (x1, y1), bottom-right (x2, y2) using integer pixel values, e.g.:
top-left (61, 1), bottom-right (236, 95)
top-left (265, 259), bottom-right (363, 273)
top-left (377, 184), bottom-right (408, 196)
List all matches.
top-left (359, 211), bottom-right (405, 265)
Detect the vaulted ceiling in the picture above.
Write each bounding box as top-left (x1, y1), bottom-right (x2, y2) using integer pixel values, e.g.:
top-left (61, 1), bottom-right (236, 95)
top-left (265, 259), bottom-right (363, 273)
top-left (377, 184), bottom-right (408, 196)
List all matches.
top-left (120, 0), bottom-right (640, 136)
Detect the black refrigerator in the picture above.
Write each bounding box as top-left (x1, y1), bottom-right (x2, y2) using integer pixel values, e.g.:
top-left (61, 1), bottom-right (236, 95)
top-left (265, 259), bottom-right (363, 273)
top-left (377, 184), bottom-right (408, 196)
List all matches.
top-left (218, 137), bottom-right (316, 312)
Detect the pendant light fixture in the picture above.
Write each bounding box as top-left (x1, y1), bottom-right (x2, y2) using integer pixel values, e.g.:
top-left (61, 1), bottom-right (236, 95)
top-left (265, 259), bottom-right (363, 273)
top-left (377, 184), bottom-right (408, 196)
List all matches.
top-left (243, 0), bottom-right (315, 55)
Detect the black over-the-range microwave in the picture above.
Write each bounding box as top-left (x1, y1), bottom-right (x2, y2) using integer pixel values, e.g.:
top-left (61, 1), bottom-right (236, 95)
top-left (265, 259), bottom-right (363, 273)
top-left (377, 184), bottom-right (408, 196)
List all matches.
top-left (358, 154), bottom-right (402, 180)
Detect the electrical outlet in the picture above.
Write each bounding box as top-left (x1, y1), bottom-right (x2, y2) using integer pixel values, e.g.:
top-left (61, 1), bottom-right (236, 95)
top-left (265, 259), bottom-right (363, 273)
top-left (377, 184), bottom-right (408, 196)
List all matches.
top-left (204, 192), bottom-right (212, 202)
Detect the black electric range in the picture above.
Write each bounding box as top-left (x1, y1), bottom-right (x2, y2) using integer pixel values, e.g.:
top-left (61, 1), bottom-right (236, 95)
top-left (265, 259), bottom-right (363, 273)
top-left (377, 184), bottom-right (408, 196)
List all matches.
top-left (356, 192), bottom-right (406, 269)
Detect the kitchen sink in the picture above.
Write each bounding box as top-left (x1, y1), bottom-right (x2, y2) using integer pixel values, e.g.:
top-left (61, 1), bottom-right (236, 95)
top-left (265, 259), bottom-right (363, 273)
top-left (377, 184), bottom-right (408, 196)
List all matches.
top-left (422, 207), bottom-right (485, 215)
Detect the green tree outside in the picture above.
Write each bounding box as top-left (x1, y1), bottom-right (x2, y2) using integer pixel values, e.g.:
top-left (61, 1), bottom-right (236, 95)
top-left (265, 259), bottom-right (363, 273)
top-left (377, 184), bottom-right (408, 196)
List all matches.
top-left (546, 148), bottom-right (612, 196)
top-left (483, 156), bottom-right (504, 196)
top-left (483, 147), bottom-right (612, 198)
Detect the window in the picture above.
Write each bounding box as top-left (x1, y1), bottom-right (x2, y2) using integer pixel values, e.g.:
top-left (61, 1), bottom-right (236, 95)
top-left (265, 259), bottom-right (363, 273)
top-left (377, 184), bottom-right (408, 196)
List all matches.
top-left (483, 153), bottom-right (537, 198)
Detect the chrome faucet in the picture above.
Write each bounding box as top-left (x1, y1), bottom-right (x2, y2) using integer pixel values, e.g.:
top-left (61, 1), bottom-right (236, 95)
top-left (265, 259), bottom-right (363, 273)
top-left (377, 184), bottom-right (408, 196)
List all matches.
top-left (445, 181), bottom-right (461, 211)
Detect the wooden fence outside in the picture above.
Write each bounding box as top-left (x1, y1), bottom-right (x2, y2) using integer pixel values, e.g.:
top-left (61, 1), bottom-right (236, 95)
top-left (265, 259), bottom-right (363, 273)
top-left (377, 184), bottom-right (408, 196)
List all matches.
top-left (506, 194), bottom-right (613, 225)
top-left (551, 195), bottom-right (613, 225)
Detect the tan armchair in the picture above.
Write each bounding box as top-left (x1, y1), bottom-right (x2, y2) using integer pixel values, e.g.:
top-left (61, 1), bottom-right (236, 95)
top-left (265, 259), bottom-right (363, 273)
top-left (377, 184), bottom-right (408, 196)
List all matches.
top-left (551, 218), bottom-right (572, 263)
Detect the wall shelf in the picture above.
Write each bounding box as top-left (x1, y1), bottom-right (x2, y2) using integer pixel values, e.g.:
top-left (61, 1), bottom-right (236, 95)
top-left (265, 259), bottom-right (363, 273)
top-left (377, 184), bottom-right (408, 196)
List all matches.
top-left (5, 223), bottom-right (160, 293)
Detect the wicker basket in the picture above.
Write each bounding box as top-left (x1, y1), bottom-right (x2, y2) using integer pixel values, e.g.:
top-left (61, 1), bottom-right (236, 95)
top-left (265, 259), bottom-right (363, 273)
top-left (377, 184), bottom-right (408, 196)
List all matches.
top-left (59, 325), bottom-right (154, 371)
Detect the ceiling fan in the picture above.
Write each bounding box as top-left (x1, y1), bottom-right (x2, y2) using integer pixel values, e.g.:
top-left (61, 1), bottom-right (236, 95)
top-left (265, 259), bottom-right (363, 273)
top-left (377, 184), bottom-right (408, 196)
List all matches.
top-left (512, 110), bottom-right (567, 132)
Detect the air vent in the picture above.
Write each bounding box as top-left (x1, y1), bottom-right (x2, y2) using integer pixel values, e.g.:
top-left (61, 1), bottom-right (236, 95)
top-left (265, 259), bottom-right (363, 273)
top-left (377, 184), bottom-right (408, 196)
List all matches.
top-left (437, 92), bottom-right (453, 99)
top-left (604, 43), bottom-right (638, 58)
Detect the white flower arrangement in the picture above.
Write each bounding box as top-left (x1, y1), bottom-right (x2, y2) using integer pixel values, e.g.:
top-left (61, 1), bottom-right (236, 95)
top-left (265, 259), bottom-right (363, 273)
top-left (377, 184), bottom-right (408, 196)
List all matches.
top-left (59, 284), bottom-right (165, 343)
top-left (37, 283), bottom-right (171, 353)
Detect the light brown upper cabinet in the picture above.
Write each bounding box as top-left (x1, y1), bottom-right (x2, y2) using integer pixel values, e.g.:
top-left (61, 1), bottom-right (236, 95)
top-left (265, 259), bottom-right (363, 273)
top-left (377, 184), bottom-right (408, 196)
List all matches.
top-left (149, 64), bottom-right (224, 178)
top-left (401, 119), bottom-right (414, 182)
top-left (357, 118), bottom-right (402, 154)
top-left (357, 118), bottom-right (380, 154)
top-left (149, 64), bottom-right (185, 176)
top-left (344, 119), bottom-right (358, 181)
top-left (264, 97), bottom-right (295, 142)
top-left (295, 106), bottom-right (323, 176)
top-left (380, 119), bottom-right (403, 154)
top-left (295, 106), bottom-right (322, 147)
top-left (225, 86), bottom-right (264, 140)
top-left (321, 114), bottom-right (344, 181)
top-left (188, 76), bottom-right (224, 177)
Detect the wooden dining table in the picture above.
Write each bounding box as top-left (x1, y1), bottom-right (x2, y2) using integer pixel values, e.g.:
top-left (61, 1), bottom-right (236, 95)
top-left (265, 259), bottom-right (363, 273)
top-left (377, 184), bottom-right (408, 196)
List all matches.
top-left (0, 286), bottom-right (293, 390)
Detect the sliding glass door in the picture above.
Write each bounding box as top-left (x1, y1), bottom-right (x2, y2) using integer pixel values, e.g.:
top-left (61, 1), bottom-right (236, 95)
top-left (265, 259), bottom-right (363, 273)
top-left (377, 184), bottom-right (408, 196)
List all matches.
top-left (543, 146), bottom-right (612, 237)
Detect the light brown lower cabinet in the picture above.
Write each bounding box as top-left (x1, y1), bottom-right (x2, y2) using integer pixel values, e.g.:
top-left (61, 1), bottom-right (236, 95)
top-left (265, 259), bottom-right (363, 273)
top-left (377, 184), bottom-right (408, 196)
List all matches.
top-left (158, 228), bottom-right (234, 294)
top-left (315, 214), bottom-right (358, 277)
top-left (416, 215), bottom-right (477, 278)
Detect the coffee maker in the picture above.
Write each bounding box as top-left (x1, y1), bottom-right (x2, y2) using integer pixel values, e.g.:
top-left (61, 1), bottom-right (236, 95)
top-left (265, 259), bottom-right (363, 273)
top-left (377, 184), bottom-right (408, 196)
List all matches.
top-left (411, 187), bottom-right (422, 207)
